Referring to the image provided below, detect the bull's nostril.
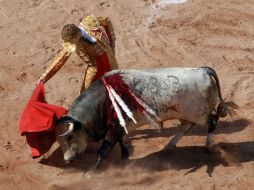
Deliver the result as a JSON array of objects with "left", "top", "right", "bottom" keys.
[
  {"left": 76, "top": 153, "right": 82, "bottom": 159},
  {"left": 64, "top": 156, "right": 76, "bottom": 164}
]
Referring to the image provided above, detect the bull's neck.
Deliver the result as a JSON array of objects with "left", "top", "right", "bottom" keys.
[{"left": 68, "top": 80, "right": 108, "bottom": 141}]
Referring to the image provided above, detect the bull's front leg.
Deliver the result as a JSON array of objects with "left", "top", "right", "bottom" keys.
[
  {"left": 118, "top": 136, "right": 129, "bottom": 160},
  {"left": 87, "top": 139, "right": 112, "bottom": 171},
  {"left": 85, "top": 139, "right": 115, "bottom": 174},
  {"left": 84, "top": 139, "right": 116, "bottom": 178},
  {"left": 89, "top": 126, "right": 124, "bottom": 172},
  {"left": 95, "top": 135, "right": 129, "bottom": 168}
]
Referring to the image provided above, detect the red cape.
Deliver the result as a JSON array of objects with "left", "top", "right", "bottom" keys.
[{"left": 19, "top": 82, "right": 67, "bottom": 158}]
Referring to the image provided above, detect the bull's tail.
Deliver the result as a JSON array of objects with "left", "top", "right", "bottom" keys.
[{"left": 203, "top": 66, "right": 239, "bottom": 118}]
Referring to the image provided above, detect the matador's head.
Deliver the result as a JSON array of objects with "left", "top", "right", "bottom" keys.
[{"left": 61, "top": 24, "right": 82, "bottom": 44}]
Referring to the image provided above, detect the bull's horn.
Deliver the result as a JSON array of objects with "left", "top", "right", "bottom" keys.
[{"left": 59, "top": 122, "right": 74, "bottom": 137}]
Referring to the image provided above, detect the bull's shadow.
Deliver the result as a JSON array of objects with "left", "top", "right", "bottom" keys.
[
  {"left": 129, "top": 141, "right": 254, "bottom": 177},
  {"left": 39, "top": 143, "right": 123, "bottom": 171},
  {"left": 128, "top": 119, "right": 251, "bottom": 140},
  {"left": 40, "top": 141, "right": 254, "bottom": 177},
  {"left": 39, "top": 118, "right": 252, "bottom": 176}
]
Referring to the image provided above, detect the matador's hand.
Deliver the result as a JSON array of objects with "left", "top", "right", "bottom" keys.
[{"left": 36, "top": 77, "right": 45, "bottom": 86}]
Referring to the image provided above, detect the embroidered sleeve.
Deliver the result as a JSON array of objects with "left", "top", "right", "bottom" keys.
[{"left": 39, "top": 49, "right": 71, "bottom": 83}]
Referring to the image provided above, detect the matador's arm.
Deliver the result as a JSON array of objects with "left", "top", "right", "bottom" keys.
[
  {"left": 97, "top": 17, "right": 116, "bottom": 51},
  {"left": 38, "top": 43, "right": 75, "bottom": 83}
]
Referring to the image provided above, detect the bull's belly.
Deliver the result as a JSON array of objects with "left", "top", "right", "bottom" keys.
[
  {"left": 126, "top": 98, "right": 216, "bottom": 131},
  {"left": 119, "top": 67, "right": 218, "bottom": 126},
  {"left": 156, "top": 99, "right": 214, "bottom": 125}
]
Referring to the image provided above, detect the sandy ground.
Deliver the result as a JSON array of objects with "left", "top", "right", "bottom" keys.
[{"left": 0, "top": 0, "right": 254, "bottom": 189}]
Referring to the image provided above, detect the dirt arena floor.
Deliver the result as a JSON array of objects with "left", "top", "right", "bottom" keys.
[{"left": 0, "top": 0, "right": 254, "bottom": 189}]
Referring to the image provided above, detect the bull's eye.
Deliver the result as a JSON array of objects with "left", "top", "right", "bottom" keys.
[{"left": 67, "top": 135, "right": 73, "bottom": 142}]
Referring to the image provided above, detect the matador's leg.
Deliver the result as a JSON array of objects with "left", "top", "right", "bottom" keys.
[{"left": 80, "top": 65, "right": 97, "bottom": 93}]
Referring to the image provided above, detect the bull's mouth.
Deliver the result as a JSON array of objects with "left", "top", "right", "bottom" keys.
[
  {"left": 64, "top": 153, "right": 81, "bottom": 164},
  {"left": 65, "top": 159, "right": 71, "bottom": 164}
]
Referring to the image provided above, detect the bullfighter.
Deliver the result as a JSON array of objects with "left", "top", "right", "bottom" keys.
[{"left": 38, "top": 14, "right": 118, "bottom": 93}]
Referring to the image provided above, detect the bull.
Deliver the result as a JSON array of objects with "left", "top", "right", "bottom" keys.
[{"left": 54, "top": 67, "right": 238, "bottom": 170}]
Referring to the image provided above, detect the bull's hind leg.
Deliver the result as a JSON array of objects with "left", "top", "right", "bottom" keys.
[
  {"left": 206, "top": 114, "right": 219, "bottom": 149},
  {"left": 164, "top": 120, "right": 195, "bottom": 153}
]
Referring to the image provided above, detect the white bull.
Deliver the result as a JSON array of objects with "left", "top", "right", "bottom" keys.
[{"left": 55, "top": 67, "right": 238, "bottom": 169}]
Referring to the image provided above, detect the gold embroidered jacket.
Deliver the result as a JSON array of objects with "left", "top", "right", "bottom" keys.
[{"left": 39, "top": 15, "right": 118, "bottom": 93}]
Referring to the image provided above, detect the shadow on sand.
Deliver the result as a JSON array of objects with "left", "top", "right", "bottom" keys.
[
  {"left": 39, "top": 143, "right": 122, "bottom": 171},
  {"left": 40, "top": 119, "right": 253, "bottom": 177},
  {"left": 128, "top": 119, "right": 251, "bottom": 140},
  {"left": 129, "top": 141, "right": 254, "bottom": 177}
]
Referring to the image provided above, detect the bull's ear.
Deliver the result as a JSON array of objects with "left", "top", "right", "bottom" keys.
[
  {"left": 73, "top": 121, "right": 82, "bottom": 130},
  {"left": 54, "top": 116, "right": 69, "bottom": 128}
]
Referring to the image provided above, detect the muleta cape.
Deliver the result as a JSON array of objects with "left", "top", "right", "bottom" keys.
[{"left": 19, "top": 82, "right": 67, "bottom": 158}]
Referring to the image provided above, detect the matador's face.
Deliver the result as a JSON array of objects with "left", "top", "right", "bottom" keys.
[{"left": 64, "top": 31, "right": 82, "bottom": 45}]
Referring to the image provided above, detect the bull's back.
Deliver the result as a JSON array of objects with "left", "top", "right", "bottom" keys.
[{"left": 106, "top": 67, "right": 218, "bottom": 125}]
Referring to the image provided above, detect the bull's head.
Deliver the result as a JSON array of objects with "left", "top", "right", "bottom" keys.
[{"left": 55, "top": 118, "right": 89, "bottom": 163}]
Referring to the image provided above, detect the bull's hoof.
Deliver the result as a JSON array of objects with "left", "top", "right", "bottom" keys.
[
  {"left": 120, "top": 157, "right": 130, "bottom": 165},
  {"left": 83, "top": 170, "right": 93, "bottom": 179},
  {"left": 205, "top": 144, "right": 217, "bottom": 154},
  {"left": 163, "top": 144, "right": 176, "bottom": 153},
  {"left": 206, "top": 141, "right": 216, "bottom": 153}
]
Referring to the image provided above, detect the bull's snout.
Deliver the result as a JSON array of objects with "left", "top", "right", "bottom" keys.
[{"left": 64, "top": 152, "right": 81, "bottom": 164}]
